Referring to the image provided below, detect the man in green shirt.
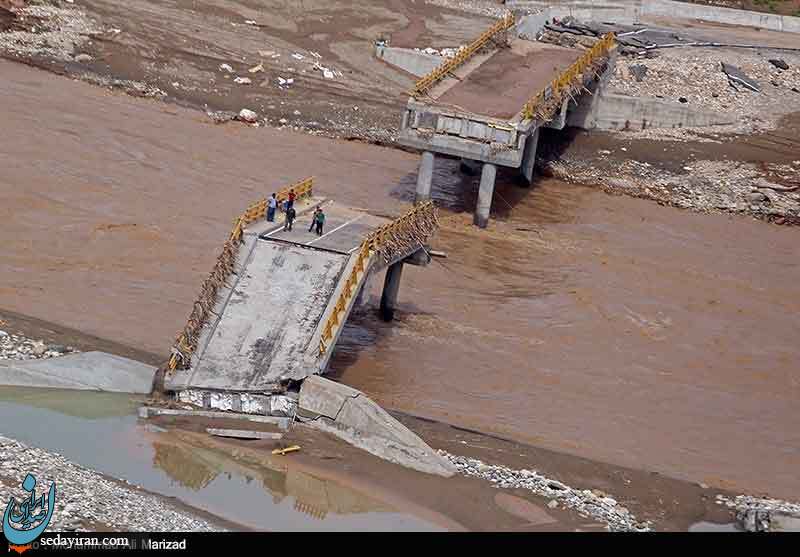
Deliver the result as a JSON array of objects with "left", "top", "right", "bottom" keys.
[{"left": 314, "top": 208, "right": 326, "bottom": 236}]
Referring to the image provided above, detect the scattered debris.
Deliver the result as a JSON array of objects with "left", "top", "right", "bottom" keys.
[
  {"left": 272, "top": 445, "right": 301, "bottom": 456},
  {"left": 219, "top": 63, "right": 233, "bottom": 73},
  {"left": 237, "top": 108, "right": 258, "bottom": 123},
  {"left": 441, "top": 452, "right": 651, "bottom": 531},
  {"left": 248, "top": 63, "right": 263, "bottom": 74},
  {"left": 769, "top": 59, "right": 789, "bottom": 70},
  {"left": 629, "top": 64, "right": 648, "bottom": 82},
  {"left": 0, "top": 330, "right": 76, "bottom": 361},
  {"left": 74, "top": 52, "right": 92, "bottom": 63},
  {"left": 721, "top": 62, "right": 760, "bottom": 92},
  {"left": 233, "top": 76, "right": 251, "bottom": 85},
  {"left": 244, "top": 19, "right": 257, "bottom": 25},
  {"left": 291, "top": 52, "right": 304, "bottom": 60},
  {"left": 717, "top": 494, "right": 800, "bottom": 532}
]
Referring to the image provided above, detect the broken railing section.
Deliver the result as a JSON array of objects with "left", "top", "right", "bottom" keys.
[
  {"left": 411, "top": 14, "right": 516, "bottom": 98},
  {"left": 166, "top": 177, "right": 314, "bottom": 376},
  {"left": 522, "top": 32, "right": 616, "bottom": 122},
  {"left": 318, "top": 200, "right": 439, "bottom": 355}
]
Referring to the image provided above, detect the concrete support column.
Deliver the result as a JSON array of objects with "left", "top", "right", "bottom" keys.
[
  {"left": 414, "top": 151, "right": 435, "bottom": 205},
  {"left": 474, "top": 163, "right": 497, "bottom": 229},
  {"left": 520, "top": 127, "right": 540, "bottom": 186},
  {"left": 379, "top": 261, "right": 404, "bottom": 322}
]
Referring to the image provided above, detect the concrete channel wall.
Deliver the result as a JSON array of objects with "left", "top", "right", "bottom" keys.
[
  {"left": 374, "top": 45, "right": 443, "bottom": 77},
  {"left": 508, "top": 0, "right": 800, "bottom": 34}
]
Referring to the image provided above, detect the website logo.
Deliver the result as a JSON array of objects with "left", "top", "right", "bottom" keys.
[{"left": 2, "top": 473, "right": 56, "bottom": 554}]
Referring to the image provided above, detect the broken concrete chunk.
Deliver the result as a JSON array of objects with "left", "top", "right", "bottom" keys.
[
  {"left": 298, "top": 376, "right": 457, "bottom": 477},
  {"left": 219, "top": 63, "right": 234, "bottom": 73},
  {"left": 237, "top": 108, "right": 258, "bottom": 123},
  {"left": 206, "top": 428, "right": 283, "bottom": 440},
  {"left": 74, "top": 53, "right": 93, "bottom": 63},
  {"left": 629, "top": 64, "right": 647, "bottom": 82},
  {"left": 769, "top": 59, "right": 789, "bottom": 70},
  {"left": 721, "top": 63, "right": 760, "bottom": 93},
  {"left": 233, "top": 76, "right": 252, "bottom": 85},
  {"left": 248, "top": 63, "right": 264, "bottom": 74}
]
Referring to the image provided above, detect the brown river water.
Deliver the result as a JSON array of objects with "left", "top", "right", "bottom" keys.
[{"left": 1, "top": 60, "right": 798, "bottom": 500}]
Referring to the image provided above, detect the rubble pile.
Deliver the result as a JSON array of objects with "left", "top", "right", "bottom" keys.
[
  {"left": 610, "top": 49, "right": 800, "bottom": 133},
  {"left": 545, "top": 156, "right": 800, "bottom": 225},
  {"left": 413, "top": 45, "right": 467, "bottom": 58},
  {"left": 717, "top": 495, "right": 800, "bottom": 532},
  {"left": 0, "top": 2, "right": 99, "bottom": 60},
  {"left": 424, "top": 0, "right": 511, "bottom": 18},
  {"left": 0, "top": 329, "right": 76, "bottom": 361},
  {"left": 442, "top": 451, "right": 651, "bottom": 531}
]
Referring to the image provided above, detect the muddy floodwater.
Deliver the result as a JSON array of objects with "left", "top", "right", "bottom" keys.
[
  {"left": 1, "top": 60, "right": 798, "bottom": 501},
  {"left": 332, "top": 167, "right": 800, "bottom": 500},
  {"left": 0, "top": 387, "right": 440, "bottom": 531}
]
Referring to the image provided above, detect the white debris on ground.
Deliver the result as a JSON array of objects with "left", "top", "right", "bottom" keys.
[
  {"left": 0, "top": 330, "right": 76, "bottom": 361},
  {"left": 414, "top": 45, "right": 466, "bottom": 58},
  {"left": 440, "top": 451, "right": 651, "bottom": 531},
  {"left": 610, "top": 48, "right": 800, "bottom": 134},
  {"left": 0, "top": 2, "right": 99, "bottom": 59},
  {"left": 546, "top": 157, "right": 800, "bottom": 224},
  {"left": 717, "top": 494, "right": 800, "bottom": 532},
  {"left": 0, "top": 436, "right": 224, "bottom": 532},
  {"left": 424, "top": 0, "right": 510, "bottom": 18}
]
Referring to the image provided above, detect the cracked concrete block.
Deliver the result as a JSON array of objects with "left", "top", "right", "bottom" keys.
[{"left": 299, "top": 376, "right": 456, "bottom": 477}]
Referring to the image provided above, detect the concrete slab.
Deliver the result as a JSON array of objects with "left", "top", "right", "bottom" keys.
[
  {"left": 206, "top": 428, "right": 284, "bottom": 440},
  {"left": 263, "top": 201, "right": 389, "bottom": 254},
  {"left": 139, "top": 406, "right": 290, "bottom": 428},
  {"left": 298, "top": 376, "right": 457, "bottom": 477},
  {"left": 170, "top": 240, "right": 348, "bottom": 391},
  {"left": 436, "top": 40, "right": 582, "bottom": 120},
  {"left": 0, "top": 352, "right": 155, "bottom": 393}
]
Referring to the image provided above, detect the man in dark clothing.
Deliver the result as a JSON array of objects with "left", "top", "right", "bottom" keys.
[
  {"left": 284, "top": 205, "right": 296, "bottom": 231},
  {"left": 315, "top": 208, "right": 326, "bottom": 236},
  {"left": 308, "top": 207, "right": 321, "bottom": 232},
  {"left": 287, "top": 189, "right": 296, "bottom": 209}
]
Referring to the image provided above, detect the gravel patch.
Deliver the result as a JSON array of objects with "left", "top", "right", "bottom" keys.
[
  {"left": 545, "top": 157, "right": 800, "bottom": 225},
  {"left": 440, "top": 450, "right": 651, "bottom": 531},
  {"left": 0, "top": 435, "right": 224, "bottom": 532},
  {"left": 0, "top": 329, "right": 76, "bottom": 360},
  {"left": 0, "top": 2, "right": 100, "bottom": 60},
  {"left": 610, "top": 48, "right": 800, "bottom": 134},
  {"left": 424, "top": 0, "right": 510, "bottom": 19},
  {"left": 717, "top": 494, "right": 800, "bottom": 532}
]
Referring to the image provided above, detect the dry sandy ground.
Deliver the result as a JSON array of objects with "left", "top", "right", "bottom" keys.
[
  {"left": 0, "top": 0, "right": 493, "bottom": 141},
  {"left": 1, "top": 60, "right": 799, "bottom": 502}
]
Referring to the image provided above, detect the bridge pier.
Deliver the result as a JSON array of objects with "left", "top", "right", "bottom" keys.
[
  {"left": 380, "top": 261, "right": 404, "bottom": 321},
  {"left": 520, "top": 127, "right": 540, "bottom": 186},
  {"left": 415, "top": 151, "right": 435, "bottom": 204},
  {"left": 474, "top": 163, "right": 497, "bottom": 229}
]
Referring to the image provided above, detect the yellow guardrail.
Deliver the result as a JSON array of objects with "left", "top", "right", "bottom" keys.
[
  {"left": 318, "top": 201, "right": 437, "bottom": 355},
  {"left": 522, "top": 32, "right": 616, "bottom": 121},
  {"left": 167, "top": 177, "right": 314, "bottom": 374},
  {"left": 411, "top": 14, "right": 516, "bottom": 98}
]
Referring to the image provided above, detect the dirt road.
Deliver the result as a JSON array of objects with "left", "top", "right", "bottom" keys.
[{"left": 2, "top": 59, "right": 799, "bottom": 501}]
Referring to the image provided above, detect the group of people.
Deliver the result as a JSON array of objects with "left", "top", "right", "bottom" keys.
[{"left": 265, "top": 189, "right": 326, "bottom": 235}]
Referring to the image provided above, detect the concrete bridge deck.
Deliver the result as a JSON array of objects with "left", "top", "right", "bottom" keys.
[
  {"left": 164, "top": 196, "right": 437, "bottom": 409},
  {"left": 433, "top": 40, "right": 583, "bottom": 121}
]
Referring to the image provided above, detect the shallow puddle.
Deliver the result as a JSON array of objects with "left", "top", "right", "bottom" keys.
[{"left": 0, "top": 386, "right": 441, "bottom": 531}]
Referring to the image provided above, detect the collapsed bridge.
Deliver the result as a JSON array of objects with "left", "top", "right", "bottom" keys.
[
  {"left": 158, "top": 178, "right": 438, "bottom": 416},
  {"left": 396, "top": 14, "right": 617, "bottom": 227}
]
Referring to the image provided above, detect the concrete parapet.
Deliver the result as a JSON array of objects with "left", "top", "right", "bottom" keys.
[
  {"left": 298, "top": 376, "right": 457, "bottom": 477},
  {"left": 374, "top": 45, "right": 443, "bottom": 77}
]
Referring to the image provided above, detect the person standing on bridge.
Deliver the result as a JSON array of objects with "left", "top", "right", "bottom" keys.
[
  {"left": 308, "top": 206, "right": 321, "bottom": 233},
  {"left": 287, "top": 189, "right": 296, "bottom": 210},
  {"left": 266, "top": 193, "right": 277, "bottom": 222},
  {"left": 315, "top": 207, "right": 326, "bottom": 236},
  {"left": 284, "top": 205, "right": 296, "bottom": 231}
]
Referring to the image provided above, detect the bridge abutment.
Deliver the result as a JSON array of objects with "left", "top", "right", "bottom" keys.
[
  {"left": 380, "top": 261, "right": 404, "bottom": 321},
  {"left": 474, "top": 163, "right": 497, "bottom": 229}
]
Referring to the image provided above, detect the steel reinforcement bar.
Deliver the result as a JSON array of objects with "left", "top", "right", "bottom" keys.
[
  {"left": 411, "top": 13, "right": 516, "bottom": 98},
  {"left": 521, "top": 32, "right": 616, "bottom": 121},
  {"left": 318, "top": 200, "right": 439, "bottom": 355},
  {"left": 166, "top": 177, "right": 314, "bottom": 375}
]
